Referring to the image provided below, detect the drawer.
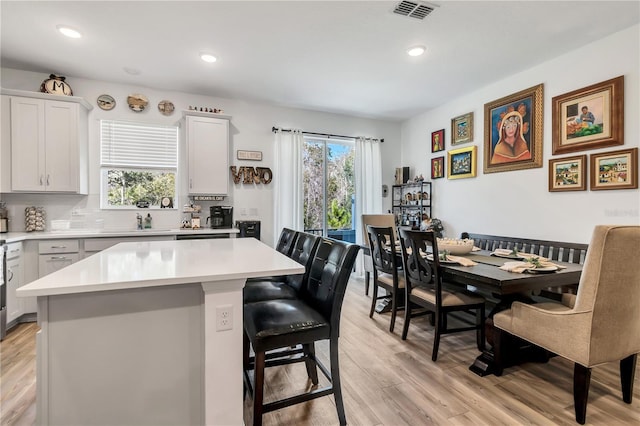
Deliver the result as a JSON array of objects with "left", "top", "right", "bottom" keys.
[
  {"left": 6, "top": 241, "right": 23, "bottom": 260},
  {"left": 38, "top": 239, "right": 80, "bottom": 254},
  {"left": 84, "top": 236, "right": 172, "bottom": 252},
  {"left": 38, "top": 253, "right": 80, "bottom": 278}
]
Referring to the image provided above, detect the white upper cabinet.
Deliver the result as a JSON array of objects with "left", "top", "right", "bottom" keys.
[
  {"left": 185, "top": 113, "right": 230, "bottom": 195},
  {"left": 1, "top": 89, "right": 90, "bottom": 194}
]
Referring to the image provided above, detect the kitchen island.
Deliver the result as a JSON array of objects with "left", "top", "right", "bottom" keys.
[{"left": 17, "top": 238, "right": 305, "bottom": 425}]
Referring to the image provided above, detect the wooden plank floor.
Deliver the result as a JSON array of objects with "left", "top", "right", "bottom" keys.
[{"left": 2, "top": 276, "right": 639, "bottom": 425}]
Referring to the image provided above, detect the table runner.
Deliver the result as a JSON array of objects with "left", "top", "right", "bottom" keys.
[{"left": 464, "top": 254, "right": 508, "bottom": 267}]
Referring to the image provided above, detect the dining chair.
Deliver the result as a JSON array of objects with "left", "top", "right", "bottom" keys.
[
  {"left": 367, "top": 225, "right": 404, "bottom": 332},
  {"left": 361, "top": 214, "right": 397, "bottom": 296},
  {"left": 399, "top": 229, "right": 485, "bottom": 361},
  {"left": 243, "top": 232, "right": 320, "bottom": 304},
  {"left": 246, "top": 228, "right": 299, "bottom": 284},
  {"left": 493, "top": 225, "right": 640, "bottom": 424},
  {"left": 243, "top": 238, "right": 360, "bottom": 426}
]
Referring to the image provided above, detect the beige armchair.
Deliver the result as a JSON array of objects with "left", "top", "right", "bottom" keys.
[
  {"left": 361, "top": 214, "right": 397, "bottom": 296},
  {"left": 493, "top": 225, "right": 640, "bottom": 424}
]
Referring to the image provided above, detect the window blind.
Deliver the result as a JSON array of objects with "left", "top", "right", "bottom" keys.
[{"left": 100, "top": 120, "right": 178, "bottom": 169}]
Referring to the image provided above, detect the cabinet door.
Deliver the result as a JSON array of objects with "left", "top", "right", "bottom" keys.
[
  {"left": 186, "top": 116, "right": 229, "bottom": 195},
  {"left": 38, "top": 253, "right": 80, "bottom": 278},
  {"left": 45, "top": 101, "right": 79, "bottom": 192},
  {"left": 10, "top": 97, "right": 46, "bottom": 191},
  {"left": 6, "top": 256, "right": 24, "bottom": 323}
]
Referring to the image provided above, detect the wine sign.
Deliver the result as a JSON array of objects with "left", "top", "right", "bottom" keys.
[{"left": 230, "top": 166, "right": 273, "bottom": 185}]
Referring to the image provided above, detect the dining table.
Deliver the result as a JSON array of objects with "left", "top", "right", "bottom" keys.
[{"left": 437, "top": 250, "right": 583, "bottom": 376}]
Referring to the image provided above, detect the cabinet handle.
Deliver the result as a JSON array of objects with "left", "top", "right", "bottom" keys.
[
  {"left": 9, "top": 249, "right": 19, "bottom": 254},
  {"left": 40, "top": 175, "right": 44, "bottom": 185},
  {"left": 46, "top": 175, "right": 50, "bottom": 186},
  {"left": 50, "top": 246, "right": 67, "bottom": 249},
  {"left": 7, "top": 269, "right": 14, "bottom": 282},
  {"left": 50, "top": 256, "right": 69, "bottom": 260},
  {"left": 190, "top": 179, "right": 193, "bottom": 189}
]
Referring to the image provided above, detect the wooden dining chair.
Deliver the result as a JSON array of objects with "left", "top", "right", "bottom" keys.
[
  {"left": 399, "top": 229, "right": 485, "bottom": 361},
  {"left": 361, "top": 214, "right": 397, "bottom": 296},
  {"left": 243, "top": 238, "right": 360, "bottom": 426},
  {"left": 366, "top": 225, "right": 404, "bottom": 332},
  {"left": 493, "top": 225, "right": 640, "bottom": 424}
]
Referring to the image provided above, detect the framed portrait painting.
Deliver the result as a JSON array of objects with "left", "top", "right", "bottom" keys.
[
  {"left": 431, "top": 129, "right": 444, "bottom": 153},
  {"left": 548, "top": 155, "right": 587, "bottom": 192},
  {"left": 431, "top": 156, "right": 444, "bottom": 179},
  {"left": 590, "top": 148, "right": 638, "bottom": 191},
  {"left": 451, "top": 112, "right": 473, "bottom": 145},
  {"left": 483, "top": 83, "right": 543, "bottom": 174},
  {"left": 447, "top": 146, "right": 476, "bottom": 180},
  {"left": 552, "top": 76, "right": 624, "bottom": 155}
]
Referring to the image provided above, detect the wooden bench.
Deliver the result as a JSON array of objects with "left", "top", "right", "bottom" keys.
[{"left": 461, "top": 232, "right": 589, "bottom": 299}]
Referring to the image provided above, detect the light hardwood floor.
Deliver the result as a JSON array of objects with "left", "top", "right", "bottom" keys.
[{"left": 2, "top": 277, "right": 639, "bottom": 425}]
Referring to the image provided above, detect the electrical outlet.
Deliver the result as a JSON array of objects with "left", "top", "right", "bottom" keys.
[{"left": 216, "top": 305, "right": 233, "bottom": 331}]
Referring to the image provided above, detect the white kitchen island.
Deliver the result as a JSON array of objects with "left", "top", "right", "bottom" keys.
[{"left": 17, "top": 238, "right": 305, "bottom": 426}]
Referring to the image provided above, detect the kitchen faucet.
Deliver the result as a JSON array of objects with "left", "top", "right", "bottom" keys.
[{"left": 136, "top": 213, "right": 143, "bottom": 230}]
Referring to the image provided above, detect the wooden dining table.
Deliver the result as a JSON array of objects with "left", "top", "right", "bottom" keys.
[{"left": 438, "top": 250, "right": 583, "bottom": 376}]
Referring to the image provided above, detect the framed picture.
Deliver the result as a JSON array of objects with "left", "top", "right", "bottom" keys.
[
  {"left": 590, "top": 148, "right": 638, "bottom": 191},
  {"left": 447, "top": 146, "right": 476, "bottom": 180},
  {"left": 552, "top": 76, "right": 624, "bottom": 155},
  {"left": 548, "top": 155, "right": 587, "bottom": 192},
  {"left": 484, "top": 83, "right": 543, "bottom": 174},
  {"left": 431, "top": 129, "right": 445, "bottom": 153},
  {"left": 431, "top": 156, "right": 445, "bottom": 179},
  {"left": 451, "top": 112, "right": 473, "bottom": 145},
  {"left": 237, "top": 150, "right": 263, "bottom": 161}
]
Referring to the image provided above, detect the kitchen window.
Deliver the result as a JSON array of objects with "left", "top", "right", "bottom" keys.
[
  {"left": 303, "top": 136, "right": 355, "bottom": 243},
  {"left": 100, "top": 120, "right": 178, "bottom": 209}
]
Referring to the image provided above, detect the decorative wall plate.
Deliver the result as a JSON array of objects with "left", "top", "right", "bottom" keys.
[
  {"left": 40, "top": 74, "right": 73, "bottom": 96},
  {"left": 97, "top": 94, "right": 116, "bottom": 111},
  {"left": 158, "top": 100, "right": 175, "bottom": 116},
  {"left": 127, "top": 93, "right": 148, "bottom": 112}
]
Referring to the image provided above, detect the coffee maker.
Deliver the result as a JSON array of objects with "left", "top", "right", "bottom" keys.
[{"left": 207, "top": 206, "right": 233, "bottom": 228}]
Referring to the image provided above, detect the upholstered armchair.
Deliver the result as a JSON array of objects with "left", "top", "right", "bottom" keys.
[
  {"left": 493, "top": 225, "right": 640, "bottom": 424},
  {"left": 361, "top": 214, "right": 396, "bottom": 295}
]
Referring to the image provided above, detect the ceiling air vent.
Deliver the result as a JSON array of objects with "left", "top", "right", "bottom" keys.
[{"left": 393, "top": 1, "right": 437, "bottom": 20}]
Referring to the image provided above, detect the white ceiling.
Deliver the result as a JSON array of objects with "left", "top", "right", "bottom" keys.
[{"left": 1, "top": 1, "right": 638, "bottom": 121}]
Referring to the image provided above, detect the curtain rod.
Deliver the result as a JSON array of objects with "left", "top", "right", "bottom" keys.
[{"left": 271, "top": 126, "right": 384, "bottom": 143}]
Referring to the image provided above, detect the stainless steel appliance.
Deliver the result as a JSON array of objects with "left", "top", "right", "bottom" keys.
[
  {"left": 1, "top": 242, "right": 7, "bottom": 340},
  {"left": 0, "top": 202, "right": 8, "bottom": 233},
  {"left": 207, "top": 206, "right": 233, "bottom": 229}
]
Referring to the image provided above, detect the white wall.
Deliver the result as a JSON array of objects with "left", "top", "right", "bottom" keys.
[
  {"left": 401, "top": 25, "right": 640, "bottom": 244},
  {"left": 1, "top": 68, "right": 401, "bottom": 245}
]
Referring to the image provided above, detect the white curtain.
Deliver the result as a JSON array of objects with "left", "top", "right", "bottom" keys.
[
  {"left": 273, "top": 129, "right": 305, "bottom": 246},
  {"left": 355, "top": 137, "right": 382, "bottom": 274}
]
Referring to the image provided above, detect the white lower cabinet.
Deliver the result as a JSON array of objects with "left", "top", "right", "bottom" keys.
[
  {"left": 6, "top": 242, "right": 24, "bottom": 324},
  {"left": 38, "top": 239, "right": 80, "bottom": 278}
]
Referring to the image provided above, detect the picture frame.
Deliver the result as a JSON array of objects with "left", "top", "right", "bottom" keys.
[
  {"left": 451, "top": 112, "right": 473, "bottom": 145},
  {"left": 484, "top": 83, "right": 543, "bottom": 174},
  {"left": 548, "top": 155, "right": 587, "bottom": 192},
  {"left": 447, "top": 146, "right": 476, "bottom": 180},
  {"left": 431, "top": 129, "right": 445, "bottom": 153},
  {"left": 431, "top": 156, "right": 445, "bottom": 179},
  {"left": 237, "top": 150, "right": 263, "bottom": 161},
  {"left": 590, "top": 148, "right": 638, "bottom": 191},
  {"left": 552, "top": 76, "right": 624, "bottom": 155}
]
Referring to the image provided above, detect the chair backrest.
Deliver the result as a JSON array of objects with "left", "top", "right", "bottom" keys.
[
  {"left": 276, "top": 228, "right": 299, "bottom": 256},
  {"left": 398, "top": 229, "right": 442, "bottom": 305},
  {"left": 285, "top": 232, "right": 321, "bottom": 291},
  {"left": 366, "top": 225, "right": 400, "bottom": 276},
  {"left": 361, "top": 214, "right": 396, "bottom": 246},
  {"left": 300, "top": 238, "right": 360, "bottom": 335},
  {"left": 573, "top": 225, "right": 640, "bottom": 364}
]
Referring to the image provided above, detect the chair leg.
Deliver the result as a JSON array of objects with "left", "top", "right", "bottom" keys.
[
  {"left": 620, "top": 353, "right": 637, "bottom": 404},
  {"left": 432, "top": 311, "right": 441, "bottom": 362},
  {"left": 252, "top": 351, "right": 266, "bottom": 426},
  {"left": 369, "top": 281, "right": 378, "bottom": 318},
  {"left": 389, "top": 287, "right": 397, "bottom": 333},
  {"left": 364, "top": 271, "right": 370, "bottom": 296},
  {"left": 401, "top": 299, "right": 411, "bottom": 340},
  {"left": 303, "top": 343, "right": 319, "bottom": 385},
  {"left": 574, "top": 363, "right": 592, "bottom": 425},
  {"left": 477, "top": 304, "right": 486, "bottom": 351},
  {"left": 329, "top": 336, "right": 347, "bottom": 425}
]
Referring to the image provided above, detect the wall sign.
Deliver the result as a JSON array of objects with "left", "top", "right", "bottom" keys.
[
  {"left": 230, "top": 166, "right": 272, "bottom": 184},
  {"left": 237, "top": 150, "right": 263, "bottom": 161}
]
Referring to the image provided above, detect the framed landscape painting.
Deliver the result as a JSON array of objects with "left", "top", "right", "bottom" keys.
[
  {"left": 590, "top": 148, "right": 638, "bottom": 191},
  {"left": 431, "top": 129, "right": 445, "bottom": 153},
  {"left": 451, "top": 112, "right": 473, "bottom": 145},
  {"left": 548, "top": 155, "right": 587, "bottom": 192},
  {"left": 552, "top": 76, "right": 624, "bottom": 155},
  {"left": 483, "top": 84, "right": 543, "bottom": 174},
  {"left": 447, "top": 146, "right": 476, "bottom": 180},
  {"left": 431, "top": 156, "right": 444, "bottom": 179}
]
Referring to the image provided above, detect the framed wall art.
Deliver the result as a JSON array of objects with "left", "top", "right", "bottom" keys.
[
  {"left": 237, "top": 150, "right": 263, "bottom": 161},
  {"left": 484, "top": 83, "right": 543, "bottom": 174},
  {"left": 548, "top": 155, "right": 587, "bottom": 192},
  {"left": 447, "top": 146, "right": 476, "bottom": 180},
  {"left": 552, "top": 75, "right": 624, "bottom": 155},
  {"left": 451, "top": 112, "right": 473, "bottom": 145},
  {"left": 431, "top": 156, "right": 444, "bottom": 179},
  {"left": 590, "top": 148, "right": 638, "bottom": 191},
  {"left": 431, "top": 129, "right": 445, "bottom": 153}
]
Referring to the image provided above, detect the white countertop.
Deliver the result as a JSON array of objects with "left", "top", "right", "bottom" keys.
[
  {"left": 0, "top": 227, "right": 239, "bottom": 243},
  {"left": 17, "top": 238, "right": 304, "bottom": 297}
]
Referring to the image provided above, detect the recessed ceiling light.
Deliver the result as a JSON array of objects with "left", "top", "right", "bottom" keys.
[
  {"left": 407, "top": 45, "right": 426, "bottom": 57},
  {"left": 57, "top": 25, "right": 82, "bottom": 39},
  {"left": 200, "top": 53, "right": 217, "bottom": 63}
]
